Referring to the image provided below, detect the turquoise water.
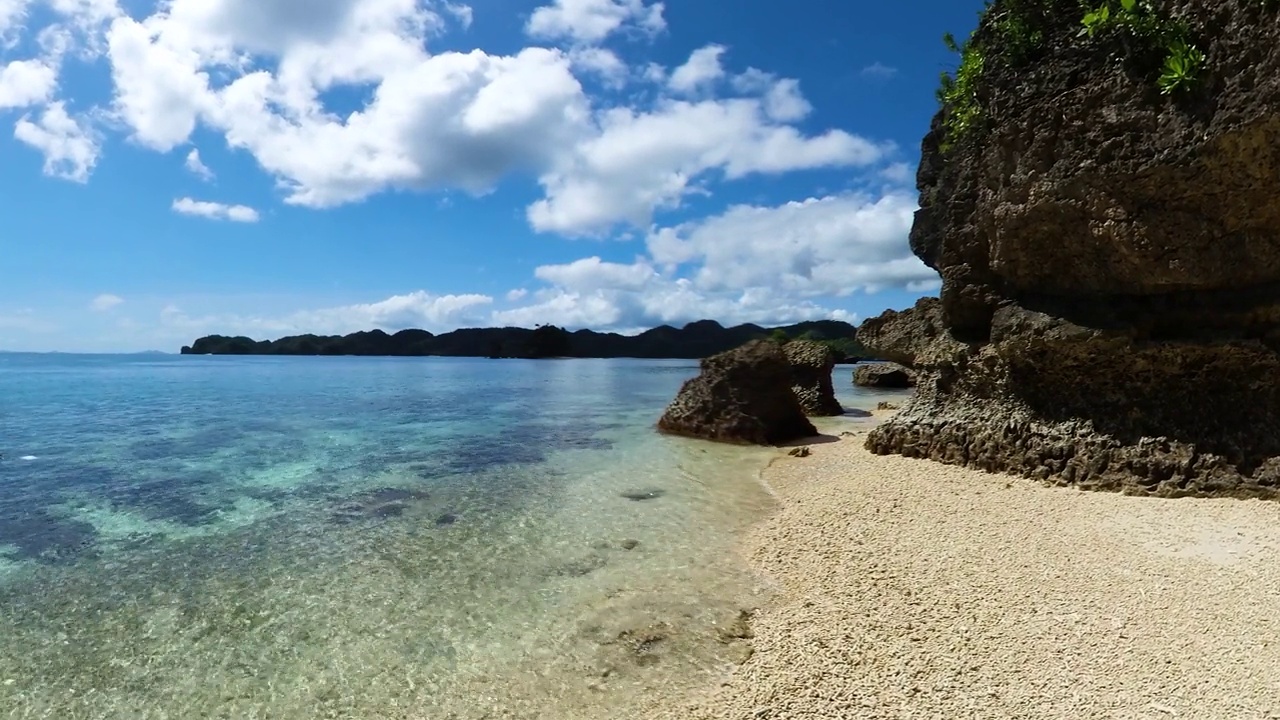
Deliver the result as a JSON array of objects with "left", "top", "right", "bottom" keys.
[{"left": 0, "top": 354, "right": 902, "bottom": 719}]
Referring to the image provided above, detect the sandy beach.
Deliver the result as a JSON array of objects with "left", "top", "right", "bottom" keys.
[{"left": 656, "top": 419, "right": 1280, "bottom": 719}]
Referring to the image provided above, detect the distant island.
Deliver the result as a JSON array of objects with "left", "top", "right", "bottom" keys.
[{"left": 181, "top": 320, "right": 869, "bottom": 361}]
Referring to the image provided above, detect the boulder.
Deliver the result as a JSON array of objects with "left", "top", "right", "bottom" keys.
[
  {"left": 856, "top": 297, "right": 946, "bottom": 368},
  {"left": 658, "top": 340, "right": 817, "bottom": 445},
  {"left": 865, "top": 0, "right": 1280, "bottom": 499},
  {"left": 853, "top": 363, "right": 917, "bottom": 389},
  {"left": 782, "top": 340, "right": 844, "bottom": 416}
]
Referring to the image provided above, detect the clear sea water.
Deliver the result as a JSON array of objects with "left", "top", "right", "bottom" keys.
[{"left": 0, "top": 354, "right": 907, "bottom": 719}]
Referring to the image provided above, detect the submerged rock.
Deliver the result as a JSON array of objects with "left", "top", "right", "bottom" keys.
[
  {"left": 329, "top": 486, "right": 430, "bottom": 524},
  {"left": 782, "top": 340, "right": 844, "bottom": 416},
  {"left": 853, "top": 363, "right": 917, "bottom": 389},
  {"left": 620, "top": 489, "right": 665, "bottom": 502},
  {"left": 865, "top": 1, "right": 1280, "bottom": 499},
  {"left": 715, "top": 609, "right": 755, "bottom": 643},
  {"left": 658, "top": 340, "right": 818, "bottom": 445},
  {"left": 550, "top": 553, "right": 608, "bottom": 577}
]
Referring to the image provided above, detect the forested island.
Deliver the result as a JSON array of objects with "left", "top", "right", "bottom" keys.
[{"left": 181, "top": 319, "right": 868, "bottom": 361}]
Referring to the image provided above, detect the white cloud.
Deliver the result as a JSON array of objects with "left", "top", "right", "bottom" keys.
[
  {"left": 14, "top": 101, "right": 99, "bottom": 182},
  {"left": 89, "top": 293, "right": 124, "bottom": 312},
  {"left": 529, "top": 94, "right": 891, "bottom": 235},
  {"left": 641, "top": 61, "right": 664, "bottom": 84},
  {"left": 0, "top": 0, "right": 917, "bottom": 263},
  {"left": 535, "top": 255, "right": 657, "bottom": 291},
  {"left": 506, "top": 288, "right": 529, "bottom": 302},
  {"left": 0, "top": 59, "right": 57, "bottom": 108},
  {"left": 161, "top": 291, "right": 495, "bottom": 337},
  {"left": 104, "top": 0, "right": 593, "bottom": 207},
  {"left": 668, "top": 44, "right": 724, "bottom": 95},
  {"left": 569, "top": 46, "right": 626, "bottom": 87},
  {"left": 494, "top": 189, "right": 936, "bottom": 331},
  {"left": 860, "top": 62, "right": 897, "bottom": 80},
  {"left": 0, "top": 0, "right": 32, "bottom": 41},
  {"left": 493, "top": 265, "right": 858, "bottom": 331},
  {"left": 48, "top": 0, "right": 121, "bottom": 26},
  {"left": 728, "top": 68, "right": 809, "bottom": 121},
  {"left": 443, "top": 2, "right": 472, "bottom": 29},
  {"left": 761, "top": 78, "right": 810, "bottom": 122},
  {"left": 172, "top": 197, "right": 260, "bottom": 222},
  {"left": 105, "top": 16, "right": 212, "bottom": 151},
  {"left": 184, "top": 148, "right": 214, "bottom": 180},
  {"left": 526, "top": 0, "right": 664, "bottom": 44},
  {"left": 881, "top": 162, "right": 913, "bottom": 184},
  {"left": 646, "top": 191, "right": 938, "bottom": 296}
]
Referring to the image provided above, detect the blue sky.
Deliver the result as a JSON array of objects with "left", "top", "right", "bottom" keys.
[{"left": 0, "top": 0, "right": 985, "bottom": 352}]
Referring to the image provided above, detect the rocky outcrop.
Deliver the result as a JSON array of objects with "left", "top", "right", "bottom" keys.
[
  {"left": 865, "top": 0, "right": 1280, "bottom": 499},
  {"left": 783, "top": 340, "right": 844, "bottom": 416},
  {"left": 853, "top": 363, "right": 917, "bottom": 389},
  {"left": 658, "top": 340, "right": 817, "bottom": 445}
]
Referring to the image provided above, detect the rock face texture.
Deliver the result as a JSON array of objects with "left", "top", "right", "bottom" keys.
[
  {"left": 658, "top": 341, "right": 817, "bottom": 445},
  {"left": 853, "top": 363, "right": 917, "bottom": 390},
  {"left": 783, "top": 341, "right": 844, "bottom": 416},
  {"left": 864, "top": 0, "right": 1280, "bottom": 499}
]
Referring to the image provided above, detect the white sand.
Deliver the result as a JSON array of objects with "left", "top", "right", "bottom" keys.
[{"left": 657, "top": 423, "right": 1280, "bottom": 719}]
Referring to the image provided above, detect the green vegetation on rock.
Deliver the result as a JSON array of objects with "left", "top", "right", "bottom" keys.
[{"left": 934, "top": 0, "right": 1251, "bottom": 150}]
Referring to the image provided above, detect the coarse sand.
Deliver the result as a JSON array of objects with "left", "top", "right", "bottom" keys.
[{"left": 652, "top": 422, "right": 1280, "bottom": 720}]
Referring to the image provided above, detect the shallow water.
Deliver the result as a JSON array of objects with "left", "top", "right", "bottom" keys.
[{"left": 0, "top": 354, "right": 907, "bottom": 719}]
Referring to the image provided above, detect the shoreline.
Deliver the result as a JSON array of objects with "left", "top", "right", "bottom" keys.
[{"left": 650, "top": 416, "right": 1280, "bottom": 719}]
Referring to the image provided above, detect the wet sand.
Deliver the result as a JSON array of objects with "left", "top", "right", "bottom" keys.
[{"left": 655, "top": 420, "right": 1280, "bottom": 719}]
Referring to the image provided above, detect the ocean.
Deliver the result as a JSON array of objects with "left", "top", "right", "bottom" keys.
[{"left": 0, "top": 353, "right": 908, "bottom": 719}]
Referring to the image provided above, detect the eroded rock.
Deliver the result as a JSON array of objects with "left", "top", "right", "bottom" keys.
[
  {"left": 863, "top": 1, "right": 1280, "bottom": 499},
  {"left": 783, "top": 340, "right": 844, "bottom": 416},
  {"left": 853, "top": 363, "right": 917, "bottom": 389},
  {"left": 658, "top": 340, "right": 817, "bottom": 445}
]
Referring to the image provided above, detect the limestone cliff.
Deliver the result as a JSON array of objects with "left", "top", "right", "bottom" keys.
[{"left": 863, "top": 0, "right": 1280, "bottom": 498}]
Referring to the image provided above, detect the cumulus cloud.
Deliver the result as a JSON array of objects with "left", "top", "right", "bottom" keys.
[
  {"left": 526, "top": 0, "right": 664, "bottom": 44},
  {"left": 442, "top": 2, "right": 472, "bottom": 29},
  {"left": 881, "top": 162, "right": 913, "bottom": 184},
  {"left": 0, "top": 0, "right": 936, "bottom": 341},
  {"left": 668, "top": 44, "right": 724, "bottom": 95},
  {"left": 0, "top": 59, "right": 57, "bottom": 108},
  {"left": 160, "top": 291, "right": 495, "bottom": 337},
  {"left": 184, "top": 148, "right": 214, "bottom": 180},
  {"left": 491, "top": 190, "right": 936, "bottom": 331},
  {"left": 0, "top": 0, "right": 897, "bottom": 241},
  {"left": 105, "top": 0, "right": 592, "bottom": 207},
  {"left": 149, "top": 186, "right": 933, "bottom": 338},
  {"left": 493, "top": 267, "right": 858, "bottom": 331},
  {"left": 569, "top": 46, "right": 627, "bottom": 87},
  {"left": 0, "top": 0, "right": 31, "bottom": 40},
  {"left": 14, "top": 101, "right": 99, "bottom": 182},
  {"left": 172, "top": 197, "right": 260, "bottom": 222},
  {"left": 89, "top": 293, "right": 124, "bottom": 311},
  {"left": 646, "top": 191, "right": 938, "bottom": 295},
  {"left": 529, "top": 94, "right": 892, "bottom": 235}
]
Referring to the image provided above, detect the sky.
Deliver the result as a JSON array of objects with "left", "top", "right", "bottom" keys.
[{"left": 0, "top": 0, "right": 986, "bottom": 352}]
